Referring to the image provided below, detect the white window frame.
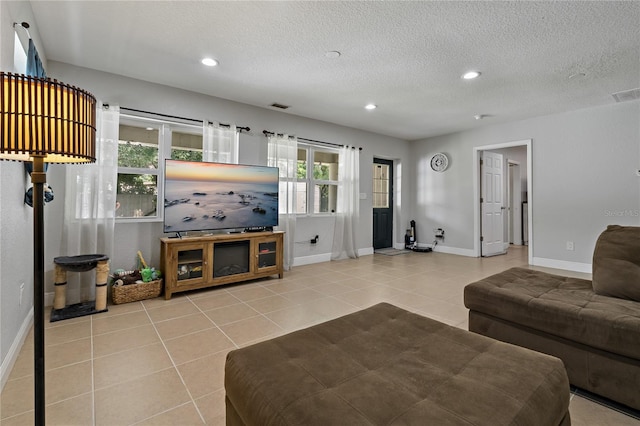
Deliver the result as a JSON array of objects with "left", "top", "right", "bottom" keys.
[
  {"left": 116, "top": 116, "right": 204, "bottom": 223},
  {"left": 297, "top": 143, "right": 340, "bottom": 216}
]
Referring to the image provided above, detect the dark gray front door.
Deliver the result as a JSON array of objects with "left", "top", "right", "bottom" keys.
[{"left": 373, "top": 158, "right": 393, "bottom": 249}]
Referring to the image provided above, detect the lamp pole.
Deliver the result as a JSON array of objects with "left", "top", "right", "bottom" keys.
[{"left": 31, "top": 155, "right": 46, "bottom": 426}]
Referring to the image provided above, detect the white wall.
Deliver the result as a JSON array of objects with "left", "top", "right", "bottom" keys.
[{"left": 410, "top": 101, "right": 640, "bottom": 268}]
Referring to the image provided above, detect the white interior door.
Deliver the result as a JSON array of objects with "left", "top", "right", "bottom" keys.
[{"left": 481, "top": 151, "right": 506, "bottom": 256}]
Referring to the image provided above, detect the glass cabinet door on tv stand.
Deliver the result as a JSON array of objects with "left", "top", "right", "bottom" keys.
[
  {"left": 177, "top": 247, "right": 205, "bottom": 281},
  {"left": 255, "top": 235, "right": 283, "bottom": 276}
]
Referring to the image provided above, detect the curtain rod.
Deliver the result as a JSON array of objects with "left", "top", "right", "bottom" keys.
[
  {"left": 262, "top": 130, "right": 362, "bottom": 151},
  {"left": 118, "top": 106, "right": 250, "bottom": 132}
]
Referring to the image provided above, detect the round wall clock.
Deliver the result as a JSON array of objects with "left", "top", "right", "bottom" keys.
[{"left": 430, "top": 153, "right": 449, "bottom": 172}]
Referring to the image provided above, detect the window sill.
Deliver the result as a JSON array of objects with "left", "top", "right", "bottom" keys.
[{"left": 116, "top": 216, "right": 162, "bottom": 224}]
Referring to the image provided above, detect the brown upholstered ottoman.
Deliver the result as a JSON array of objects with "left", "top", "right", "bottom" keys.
[{"left": 225, "top": 303, "right": 571, "bottom": 425}]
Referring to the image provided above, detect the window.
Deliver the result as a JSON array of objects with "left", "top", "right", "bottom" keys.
[
  {"left": 117, "top": 120, "right": 161, "bottom": 218},
  {"left": 117, "top": 119, "right": 206, "bottom": 219},
  {"left": 373, "top": 163, "right": 390, "bottom": 208},
  {"left": 171, "top": 128, "right": 203, "bottom": 161},
  {"left": 296, "top": 145, "right": 339, "bottom": 214}
]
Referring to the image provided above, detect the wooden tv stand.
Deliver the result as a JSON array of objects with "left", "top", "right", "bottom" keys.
[{"left": 160, "top": 231, "right": 284, "bottom": 300}]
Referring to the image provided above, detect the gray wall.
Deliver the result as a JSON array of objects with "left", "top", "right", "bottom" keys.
[
  {"left": 0, "top": 0, "right": 42, "bottom": 385},
  {"left": 409, "top": 101, "right": 640, "bottom": 267}
]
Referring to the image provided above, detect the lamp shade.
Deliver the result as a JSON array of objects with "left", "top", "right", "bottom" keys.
[{"left": 0, "top": 72, "right": 96, "bottom": 163}]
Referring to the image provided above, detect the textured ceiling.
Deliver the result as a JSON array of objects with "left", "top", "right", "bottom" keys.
[{"left": 26, "top": 1, "right": 640, "bottom": 140}]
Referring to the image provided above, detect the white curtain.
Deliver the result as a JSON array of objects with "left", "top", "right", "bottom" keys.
[
  {"left": 332, "top": 146, "right": 360, "bottom": 260},
  {"left": 203, "top": 122, "right": 239, "bottom": 164},
  {"left": 61, "top": 104, "right": 119, "bottom": 302},
  {"left": 267, "top": 134, "right": 297, "bottom": 270}
]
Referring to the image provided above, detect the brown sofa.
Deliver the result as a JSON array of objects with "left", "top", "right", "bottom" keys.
[
  {"left": 464, "top": 225, "right": 640, "bottom": 410},
  {"left": 225, "top": 303, "right": 571, "bottom": 425}
]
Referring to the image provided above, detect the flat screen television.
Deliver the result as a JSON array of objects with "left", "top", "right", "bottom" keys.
[{"left": 163, "top": 159, "right": 279, "bottom": 234}]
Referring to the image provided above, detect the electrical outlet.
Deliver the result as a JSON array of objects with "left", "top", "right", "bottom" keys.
[
  {"left": 19, "top": 282, "right": 25, "bottom": 305},
  {"left": 566, "top": 241, "right": 574, "bottom": 251}
]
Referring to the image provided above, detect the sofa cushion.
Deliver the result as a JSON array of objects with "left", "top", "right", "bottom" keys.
[
  {"left": 464, "top": 267, "right": 640, "bottom": 359},
  {"left": 592, "top": 225, "right": 640, "bottom": 302}
]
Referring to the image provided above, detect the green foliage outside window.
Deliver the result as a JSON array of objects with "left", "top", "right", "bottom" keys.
[
  {"left": 117, "top": 174, "right": 156, "bottom": 195},
  {"left": 118, "top": 142, "right": 159, "bottom": 168},
  {"left": 171, "top": 149, "right": 202, "bottom": 162},
  {"left": 117, "top": 142, "right": 158, "bottom": 196},
  {"left": 297, "top": 161, "right": 331, "bottom": 180}
]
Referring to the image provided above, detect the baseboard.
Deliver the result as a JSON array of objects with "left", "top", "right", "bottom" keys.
[
  {"left": 1, "top": 308, "right": 33, "bottom": 392},
  {"left": 293, "top": 247, "right": 374, "bottom": 267},
  {"left": 293, "top": 253, "right": 332, "bottom": 266},
  {"left": 45, "top": 291, "right": 54, "bottom": 308},
  {"left": 429, "top": 244, "right": 476, "bottom": 257},
  {"left": 358, "top": 247, "right": 374, "bottom": 256},
  {"left": 531, "top": 257, "right": 592, "bottom": 274}
]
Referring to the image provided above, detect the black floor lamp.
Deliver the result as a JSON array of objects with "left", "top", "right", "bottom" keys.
[{"left": 0, "top": 72, "right": 96, "bottom": 425}]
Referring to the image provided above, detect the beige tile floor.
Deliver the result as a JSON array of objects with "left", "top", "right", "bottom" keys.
[{"left": 1, "top": 246, "right": 638, "bottom": 425}]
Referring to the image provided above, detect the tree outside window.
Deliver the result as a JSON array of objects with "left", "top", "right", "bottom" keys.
[{"left": 117, "top": 124, "right": 159, "bottom": 218}]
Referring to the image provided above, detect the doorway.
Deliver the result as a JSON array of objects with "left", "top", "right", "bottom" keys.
[
  {"left": 473, "top": 140, "right": 533, "bottom": 264},
  {"left": 508, "top": 161, "right": 523, "bottom": 245},
  {"left": 373, "top": 158, "right": 393, "bottom": 249}
]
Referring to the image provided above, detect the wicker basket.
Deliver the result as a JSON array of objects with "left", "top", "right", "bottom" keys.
[{"left": 112, "top": 279, "right": 163, "bottom": 304}]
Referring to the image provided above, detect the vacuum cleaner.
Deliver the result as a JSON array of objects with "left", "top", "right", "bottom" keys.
[{"left": 405, "top": 220, "right": 434, "bottom": 252}]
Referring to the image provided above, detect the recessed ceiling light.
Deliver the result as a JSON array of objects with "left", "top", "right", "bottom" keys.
[
  {"left": 146, "top": 127, "right": 154, "bottom": 131},
  {"left": 365, "top": 104, "right": 377, "bottom": 110},
  {"left": 325, "top": 51, "right": 341, "bottom": 58},
  {"left": 462, "top": 71, "right": 481, "bottom": 80},
  {"left": 201, "top": 58, "right": 219, "bottom": 67}
]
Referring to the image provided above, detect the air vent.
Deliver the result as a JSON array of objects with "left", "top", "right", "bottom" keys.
[
  {"left": 270, "top": 103, "right": 290, "bottom": 110},
  {"left": 612, "top": 88, "right": 640, "bottom": 103}
]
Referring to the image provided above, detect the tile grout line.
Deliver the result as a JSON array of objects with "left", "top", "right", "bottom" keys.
[
  {"left": 190, "top": 284, "right": 286, "bottom": 340},
  {"left": 187, "top": 290, "right": 243, "bottom": 349},
  {"left": 129, "top": 401, "right": 196, "bottom": 426},
  {"left": 226, "top": 286, "right": 287, "bottom": 338},
  {"left": 139, "top": 299, "right": 207, "bottom": 425}
]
